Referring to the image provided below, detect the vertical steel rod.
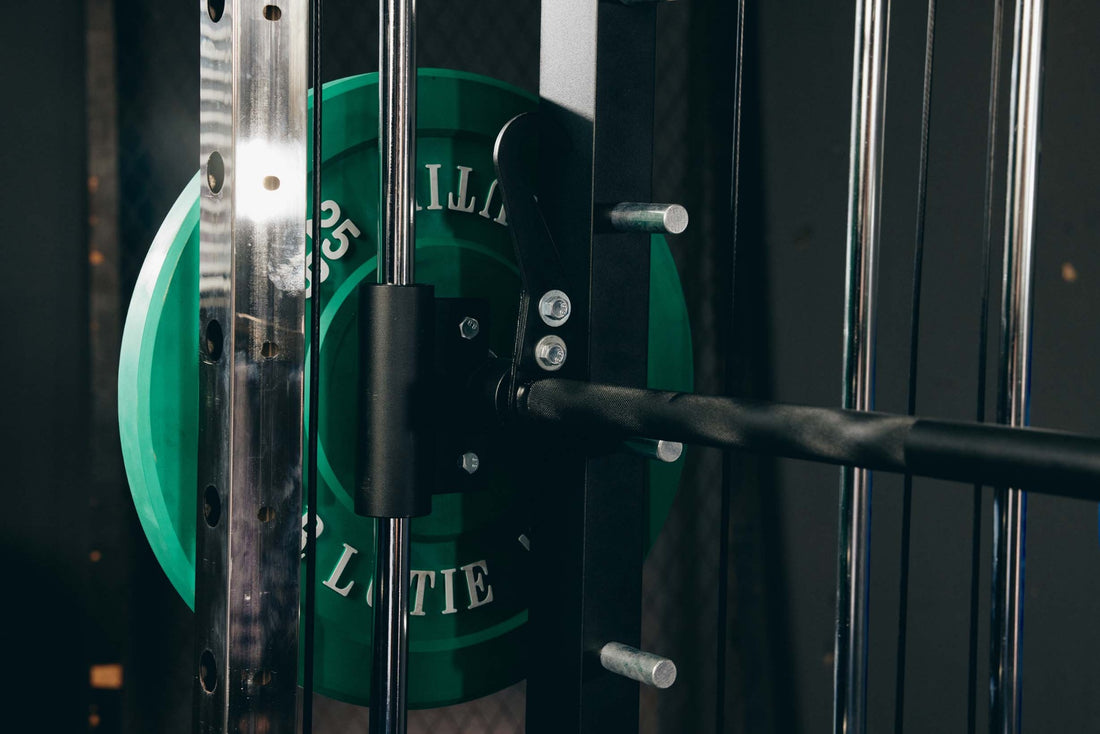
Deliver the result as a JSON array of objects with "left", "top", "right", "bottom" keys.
[
  {"left": 992, "top": 1, "right": 1044, "bottom": 731},
  {"left": 371, "top": 518, "right": 411, "bottom": 734},
  {"left": 717, "top": 1, "right": 747, "bottom": 732},
  {"left": 378, "top": 0, "right": 416, "bottom": 288},
  {"left": 303, "top": 1, "right": 325, "bottom": 732},
  {"left": 371, "top": 0, "right": 416, "bottom": 732},
  {"left": 835, "top": 1, "right": 890, "bottom": 733}
]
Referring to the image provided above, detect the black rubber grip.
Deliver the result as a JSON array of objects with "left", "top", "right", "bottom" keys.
[
  {"left": 356, "top": 283, "right": 436, "bottom": 518},
  {"left": 518, "top": 377, "right": 1100, "bottom": 502}
]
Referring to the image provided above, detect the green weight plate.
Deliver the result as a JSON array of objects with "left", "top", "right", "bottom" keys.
[{"left": 119, "top": 69, "right": 693, "bottom": 709}]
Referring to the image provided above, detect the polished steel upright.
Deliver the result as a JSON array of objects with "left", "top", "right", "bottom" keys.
[
  {"left": 370, "top": 0, "right": 417, "bottom": 732},
  {"left": 194, "top": 1, "right": 308, "bottom": 732},
  {"left": 378, "top": 0, "right": 417, "bottom": 287},
  {"left": 835, "top": 0, "right": 890, "bottom": 732},
  {"left": 992, "top": 1, "right": 1045, "bottom": 731}
]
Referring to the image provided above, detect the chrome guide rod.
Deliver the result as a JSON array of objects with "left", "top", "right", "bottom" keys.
[
  {"left": 835, "top": 0, "right": 890, "bottom": 732},
  {"left": 378, "top": 0, "right": 416, "bottom": 287},
  {"left": 370, "top": 0, "right": 416, "bottom": 731},
  {"left": 992, "top": 0, "right": 1044, "bottom": 731}
]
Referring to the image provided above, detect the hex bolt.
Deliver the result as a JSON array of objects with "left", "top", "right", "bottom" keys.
[
  {"left": 599, "top": 642, "right": 677, "bottom": 689},
  {"left": 538, "top": 290, "right": 572, "bottom": 327},
  {"left": 460, "top": 452, "right": 480, "bottom": 475},
  {"left": 534, "top": 335, "right": 567, "bottom": 372},
  {"left": 459, "top": 316, "right": 480, "bottom": 340}
]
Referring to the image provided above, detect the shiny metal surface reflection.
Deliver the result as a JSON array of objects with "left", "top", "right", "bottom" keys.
[
  {"left": 378, "top": 0, "right": 417, "bottom": 287},
  {"left": 835, "top": 1, "right": 890, "bottom": 733},
  {"left": 370, "top": 0, "right": 417, "bottom": 732},
  {"left": 992, "top": 1, "right": 1045, "bottom": 732},
  {"left": 195, "top": 1, "right": 307, "bottom": 732}
]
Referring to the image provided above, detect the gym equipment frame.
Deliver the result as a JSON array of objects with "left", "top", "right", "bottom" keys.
[{"left": 114, "top": 0, "right": 1098, "bottom": 733}]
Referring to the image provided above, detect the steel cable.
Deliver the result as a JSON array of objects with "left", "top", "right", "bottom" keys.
[
  {"left": 716, "top": 1, "right": 747, "bottom": 732},
  {"left": 303, "top": 0, "right": 324, "bottom": 731},
  {"left": 970, "top": 2, "right": 1005, "bottom": 732},
  {"left": 894, "top": 2, "right": 936, "bottom": 732}
]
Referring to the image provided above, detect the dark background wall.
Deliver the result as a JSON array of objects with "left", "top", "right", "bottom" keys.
[
  {"left": 753, "top": 2, "right": 1100, "bottom": 732},
  {"left": 3, "top": 1, "right": 1100, "bottom": 732},
  {"left": 0, "top": 1, "right": 90, "bottom": 731}
]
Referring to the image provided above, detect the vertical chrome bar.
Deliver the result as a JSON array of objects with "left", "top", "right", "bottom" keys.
[
  {"left": 195, "top": 0, "right": 307, "bottom": 732},
  {"left": 371, "top": 518, "right": 411, "bottom": 734},
  {"left": 371, "top": 0, "right": 416, "bottom": 732},
  {"left": 303, "top": 1, "right": 325, "bottom": 731},
  {"left": 992, "top": 1, "right": 1044, "bottom": 731},
  {"left": 835, "top": 1, "right": 890, "bottom": 733},
  {"left": 378, "top": 0, "right": 417, "bottom": 287}
]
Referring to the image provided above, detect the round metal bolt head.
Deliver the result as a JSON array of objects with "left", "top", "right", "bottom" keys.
[
  {"left": 460, "top": 452, "right": 480, "bottom": 475},
  {"left": 459, "top": 316, "right": 480, "bottom": 340},
  {"left": 538, "top": 289, "right": 572, "bottom": 327},
  {"left": 535, "top": 335, "right": 567, "bottom": 371},
  {"left": 605, "top": 203, "right": 690, "bottom": 234},
  {"left": 661, "top": 204, "right": 689, "bottom": 235},
  {"left": 655, "top": 440, "right": 684, "bottom": 463},
  {"left": 650, "top": 658, "right": 677, "bottom": 689}
]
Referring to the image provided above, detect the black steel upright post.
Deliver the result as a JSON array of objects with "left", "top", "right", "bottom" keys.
[{"left": 528, "top": 2, "right": 657, "bottom": 733}]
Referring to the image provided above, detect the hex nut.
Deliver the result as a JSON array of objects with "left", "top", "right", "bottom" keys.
[
  {"left": 538, "top": 290, "right": 571, "bottom": 327},
  {"left": 459, "top": 316, "right": 480, "bottom": 340},
  {"left": 535, "top": 335, "right": 567, "bottom": 371},
  {"left": 460, "top": 452, "right": 480, "bottom": 475}
]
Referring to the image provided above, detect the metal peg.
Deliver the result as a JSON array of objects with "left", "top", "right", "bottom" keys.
[
  {"left": 601, "top": 203, "right": 689, "bottom": 235},
  {"left": 599, "top": 642, "right": 677, "bottom": 689},
  {"left": 624, "top": 438, "right": 683, "bottom": 463}
]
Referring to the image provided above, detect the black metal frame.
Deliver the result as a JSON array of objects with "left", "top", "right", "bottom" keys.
[{"left": 524, "top": 2, "right": 658, "bottom": 732}]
